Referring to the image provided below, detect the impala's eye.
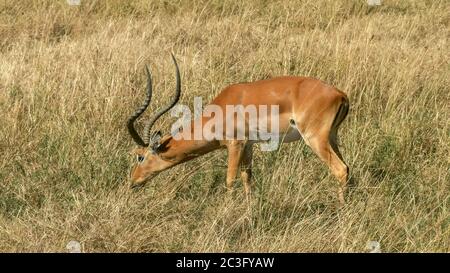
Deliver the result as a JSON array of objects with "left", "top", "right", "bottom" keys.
[{"left": 137, "top": 155, "right": 145, "bottom": 163}]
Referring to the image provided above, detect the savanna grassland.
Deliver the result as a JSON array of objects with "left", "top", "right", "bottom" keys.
[{"left": 0, "top": 0, "right": 449, "bottom": 252}]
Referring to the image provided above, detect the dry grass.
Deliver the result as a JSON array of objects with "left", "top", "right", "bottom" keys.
[{"left": 0, "top": 0, "right": 449, "bottom": 252}]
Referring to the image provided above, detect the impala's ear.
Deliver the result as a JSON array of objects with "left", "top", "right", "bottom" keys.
[
  {"left": 150, "top": 131, "right": 172, "bottom": 153},
  {"left": 151, "top": 131, "right": 162, "bottom": 143},
  {"left": 155, "top": 135, "right": 172, "bottom": 153},
  {"left": 149, "top": 131, "right": 162, "bottom": 152}
]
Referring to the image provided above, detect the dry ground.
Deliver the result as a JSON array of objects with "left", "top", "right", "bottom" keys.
[{"left": 0, "top": 0, "right": 449, "bottom": 252}]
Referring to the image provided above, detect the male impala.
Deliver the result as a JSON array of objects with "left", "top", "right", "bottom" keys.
[{"left": 128, "top": 55, "right": 350, "bottom": 204}]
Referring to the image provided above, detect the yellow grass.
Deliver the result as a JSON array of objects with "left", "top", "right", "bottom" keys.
[{"left": 0, "top": 0, "right": 449, "bottom": 252}]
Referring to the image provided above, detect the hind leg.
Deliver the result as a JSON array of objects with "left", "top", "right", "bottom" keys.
[{"left": 306, "top": 131, "right": 349, "bottom": 205}]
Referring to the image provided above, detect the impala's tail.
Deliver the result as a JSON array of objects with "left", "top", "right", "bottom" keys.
[
  {"left": 328, "top": 94, "right": 349, "bottom": 161},
  {"left": 332, "top": 95, "right": 349, "bottom": 130}
]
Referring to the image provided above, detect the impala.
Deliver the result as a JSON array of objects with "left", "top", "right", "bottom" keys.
[{"left": 127, "top": 54, "right": 350, "bottom": 204}]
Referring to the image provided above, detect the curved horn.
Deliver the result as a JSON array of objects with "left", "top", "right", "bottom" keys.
[
  {"left": 127, "top": 66, "right": 152, "bottom": 146},
  {"left": 143, "top": 53, "right": 181, "bottom": 145}
]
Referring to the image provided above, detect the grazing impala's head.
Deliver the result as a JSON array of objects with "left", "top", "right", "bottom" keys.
[{"left": 127, "top": 54, "right": 181, "bottom": 188}]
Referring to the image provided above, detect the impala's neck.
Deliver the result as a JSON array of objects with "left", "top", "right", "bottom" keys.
[{"left": 158, "top": 136, "right": 220, "bottom": 168}]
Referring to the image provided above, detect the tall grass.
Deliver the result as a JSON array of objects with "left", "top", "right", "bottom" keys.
[{"left": 0, "top": 0, "right": 448, "bottom": 252}]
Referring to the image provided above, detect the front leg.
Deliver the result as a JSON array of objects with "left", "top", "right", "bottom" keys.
[
  {"left": 226, "top": 140, "right": 245, "bottom": 191},
  {"left": 240, "top": 143, "right": 253, "bottom": 197}
]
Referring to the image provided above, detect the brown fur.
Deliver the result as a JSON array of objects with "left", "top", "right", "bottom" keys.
[{"left": 130, "top": 76, "right": 350, "bottom": 205}]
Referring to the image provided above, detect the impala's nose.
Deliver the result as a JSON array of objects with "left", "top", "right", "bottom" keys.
[{"left": 129, "top": 177, "right": 146, "bottom": 190}]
